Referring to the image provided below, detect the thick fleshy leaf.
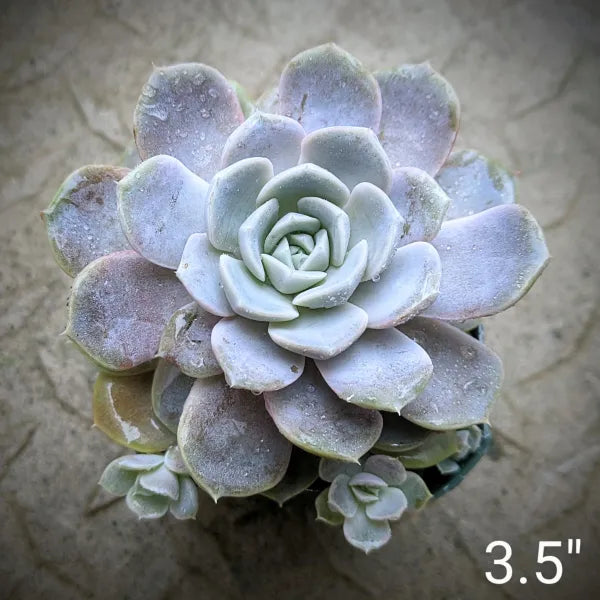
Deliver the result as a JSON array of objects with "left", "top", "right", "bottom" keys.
[
  {"left": 328, "top": 475, "right": 358, "bottom": 517},
  {"left": 176, "top": 233, "right": 234, "bottom": 317},
  {"left": 158, "top": 302, "right": 222, "bottom": 379},
  {"left": 316, "top": 328, "right": 432, "bottom": 412},
  {"left": 436, "top": 150, "right": 515, "bottom": 220},
  {"left": 264, "top": 362, "right": 382, "bottom": 461},
  {"left": 133, "top": 63, "right": 244, "bottom": 180},
  {"left": 344, "top": 182, "right": 403, "bottom": 280},
  {"left": 255, "top": 163, "right": 349, "bottom": 215},
  {"left": 300, "top": 229, "right": 329, "bottom": 271},
  {"left": 219, "top": 255, "right": 299, "bottom": 322},
  {"left": 164, "top": 446, "right": 189, "bottom": 475},
  {"left": 343, "top": 509, "right": 391, "bottom": 554},
  {"left": 350, "top": 242, "right": 441, "bottom": 328},
  {"left": 288, "top": 233, "right": 314, "bottom": 253},
  {"left": 170, "top": 476, "right": 199, "bottom": 520},
  {"left": 178, "top": 377, "right": 292, "bottom": 500},
  {"left": 279, "top": 43, "right": 381, "bottom": 134},
  {"left": 300, "top": 126, "right": 392, "bottom": 192},
  {"left": 126, "top": 486, "right": 170, "bottom": 519},
  {"left": 400, "top": 318, "right": 503, "bottom": 430},
  {"left": 365, "top": 487, "right": 408, "bottom": 522},
  {"left": 348, "top": 472, "right": 387, "bottom": 490},
  {"left": 263, "top": 212, "right": 321, "bottom": 253},
  {"left": 268, "top": 304, "right": 368, "bottom": 360},
  {"left": 229, "top": 80, "right": 254, "bottom": 118},
  {"left": 98, "top": 459, "right": 138, "bottom": 496},
  {"left": 293, "top": 240, "right": 367, "bottom": 309},
  {"left": 238, "top": 198, "right": 279, "bottom": 280},
  {"left": 437, "top": 458, "right": 460, "bottom": 475},
  {"left": 315, "top": 489, "right": 344, "bottom": 526},
  {"left": 363, "top": 455, "right": 407, "bottom": 487},
  {"left": 394, "top": 431, "right": 460, "bottom": 468},
  {"left": 398, "top": 471, "right": 432, "bottom": 510},
  {"left": 211, "top": 317, "right": 304, "bottom": 392},
  {"left": 375, "top": 64, "right": 459, "bottom": 175},
  {"left": 67, "top": 251, "right": 192, "bottom": 371},
  {"left": 42, "top": 165, "right": 131, "bottom": 277},
  {"left": 389, "top": 167, "right": 450, "bottom": 245},
  {"left": 138, "top": 464, "right": 180, "bottom": 500},
  {"left": 262, "top": 447, "right": 319, "bottom": 506},
  {"left": 221, "top": 112, "right": 305, "bottom": 174},
  {"left": 261, "top": 255, "right": 327, "bottom": 294},
  {"left": 93, "top": 371, "right": 176, "bottom": 452},
  {"left": 151, "top": 360, "right": 195, "bottom": 433},
  {"left": 374, "top": 414, "right": 433, "bottom": 453},
  {"left": 297, "top": 197, "right": 350, "bottom": 266},
  {"left": 117, "top": 155, "right": 209, "bottom": 269},
  {"left": 318, "top": 458, "right": 362, "bottom": 483},
  {"left": 115, "top": 454, "right": 164, "bottom": 471},
  {"left": 207, "top": 157, "right": 274, "bottom": 254},
  {"left": 423, "top": 204, "right": 550, "bottom": 320},
  {"left": 272, "top": 238, "right": 294, "bottom": 268}
]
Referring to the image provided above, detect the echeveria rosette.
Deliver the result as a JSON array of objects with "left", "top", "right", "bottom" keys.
[
  {"left": 99, "top": 447, "right": 199, "bottom": 520},
  {"left": 316, "top": 455, "right": 432, "bottom": 553},
  {"left": 43, "top": 43, "right": 550, "bottom": 551}
]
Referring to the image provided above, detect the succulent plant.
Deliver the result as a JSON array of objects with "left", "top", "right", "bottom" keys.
[
  {"left": 43, "top": 43, "right": 549, "bottom": 552},
  {"left": 316, "top": 455, "right": 431, "bottom": 553},
  {"left": 99, "top": 447, "right": 199, "bottom": 520}
]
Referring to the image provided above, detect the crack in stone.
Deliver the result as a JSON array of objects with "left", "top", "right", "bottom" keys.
[
  {"left": 543, "top": 178, "right": 584, "bottom": 231},
  {"left": 516, "top": 301, "right": 599, "bottom": 387},
  {"left": 0, "top": 425, "right": 38, "bottom": 484}
]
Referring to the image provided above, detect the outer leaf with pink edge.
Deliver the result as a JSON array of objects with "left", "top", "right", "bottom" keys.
[
  {"left": 375, "top": 64, "right": 459, "bottom": 175},
  {"left": 66, "top": 251, "right": 192, "bottom": 371},
  {"left": 264, "top": 362, "right": 382, "bottom": 462},
  {"left": 42, "top": 165, "right": 131, "bottom": 277},
  {"left": 423, "top": 204, "right": 550, "bottom": 321},
  {"left": 316, "top": 328, "right": 432, "bottom": 413},
  {"left": 278, "top": 43, "right": 381, "bottom": 134},
  {"left": 133, "top": 63, "right": 244, "bottom": 180},
  {"left": 399, "top": 318, "right": 503, "bottom": 430},
  {"left": 178, "top": 377, "right": 292, "bottom": 500},
  {"left": 117, "top": 155, "right": 209, "bottom": 269}
]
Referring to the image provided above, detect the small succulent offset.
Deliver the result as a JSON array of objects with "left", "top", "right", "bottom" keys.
[{"left": 43, "top": 44, "right": 549, "bottom": 551}]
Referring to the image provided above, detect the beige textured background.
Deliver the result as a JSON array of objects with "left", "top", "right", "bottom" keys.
[{"left": 1, "top": 0, "right": 599, "bottom": 598}]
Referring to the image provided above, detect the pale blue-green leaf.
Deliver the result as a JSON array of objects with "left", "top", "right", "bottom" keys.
[
  {"left": 115, "top": 454, "right": 164, "bottom": 471},
  {"left": 134, "top": 63, "right": 244, "bottom": 180},
  {"left": 151, "top": 360, "right": 195, "bottom": 434},
  {"left": 350, "top": 242, "right": 441, "bottom": 329},
  {"left": 170, "top": 476, "right": 199, "bottom": 519},
  {"left": 374, "top": 414, "right": 433, "bottom": 454},
  {"left": 238, "top": 198, "right": 279, "bottom": 280},
  {"left": 437, "top": 458, "right": 461, "bottom": 475},
  {"left": 343, "top": 509, "right": 391, "bottom": 554},
  {"left": 288, "top": 233, "right": 314, "bottom": 253},
  {"left": 363, "top": 455, "right": 407, "bottom": 487},
  {"left": 375, "top": 63, "right": 459, "bottom": 175},
  {"left": 164, "top": 446, "right": 189, "bottom": 475},
  {"left": 292, "top": 240, "right": 367, "bottom": 309},
  {"left": 389, "top": 167, "right": 450, "bottom": 245},
  {"left": 394, "top": 430, "right": 459, "bottom": 468},
  {"left": 400, "top": 318, "right": 503, "bottom": 430},
  {"left": 261, "top": 254, "right": 327, "bottom": 294},
  {"left": 264, "top": 362, "right": 382, "bottom": 461},
  {"left": 98, "top": 459, "right": 138, "bottom": 496},
  {"left": 292, "top": 252, "right": 307, "bottom": 269},
  {"left": 348, "top": 472, "right": 387, "bottom": 489},
  {"left": 268, "top": 304, "right": 367, "bottom": 360},
  {"left": 436, "top": 150, "right": 515, "bottom": 220},
  {"left": 344, "top": 182, "right": 403, "bottom": 280},
  {"left": 422, "top": 205, "right": 550, "bottom": 320},
  {"left": 297, "top": 196, "right": 350, "bottom": 266},
  {"left": 328, "top": 474, "right": 358, "bottom": 517},
  {"left": 365, "top": 487, "right": 407, "bottom": 522},
  {"left": 126, "top": 487, "right": 170, "bottom": 519},
  {"left": 398, "top": 471, "right": 432, "bottom": 510},
  {"left": 255, "top": 163, "right": 349, "bottom": 215},
  {"left": 263, "top": 212, "right": 321, "bottom": 253},
  {"left": 300, "top": 126, "right": 392, "bottom": 192},
  {"left": 207, "top": 157, "right": 273, "bottom": 254},
  {"left": 117, "top": 155, "right": 209, "bottom": 269},
  {"left": 211, "top": 317, "right": 304, "bottom": 392},
  {"left": 316, "top": 328, "right": 432, "bottom": 412},
  {"left": 176, "top": 233, "right": 234, "bottom": 317},
  {"left": 219, "top": 255, "right": 299, "bottom": 322},
  {"left": 255, "top": 86, "right": 278, "bottom": 113},
  {"left": 138, "top": 464, "right": 180, "bottom": 500},
  {"left": 315, "top": 489, "right": 344, "bottom": 526},
  {"left": 299, "top": 229, "right": 329, "bottom": 271},
  {"left": 221, "top": 111, "right": 305, "bottom": 174},
  {"left": 318, "top": 458, "right": 361, "bottom": 483},
  {"left": 42, "top": 165, "right": 131, "bottom": 277},
  {"left": 272, "top": 237, "right": 294, "bottom": 268},
  {"left": 279, "top": 43, "right": 381, "bottom": 133}
]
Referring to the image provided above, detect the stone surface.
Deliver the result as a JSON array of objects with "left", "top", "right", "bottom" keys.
[{"left": 1, "top": 0, "right": 599, "bottom": 598}]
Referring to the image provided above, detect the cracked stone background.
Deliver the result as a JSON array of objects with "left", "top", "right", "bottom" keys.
[{"left": 1, "top": 0, "right": 599, "bottom": 598}]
